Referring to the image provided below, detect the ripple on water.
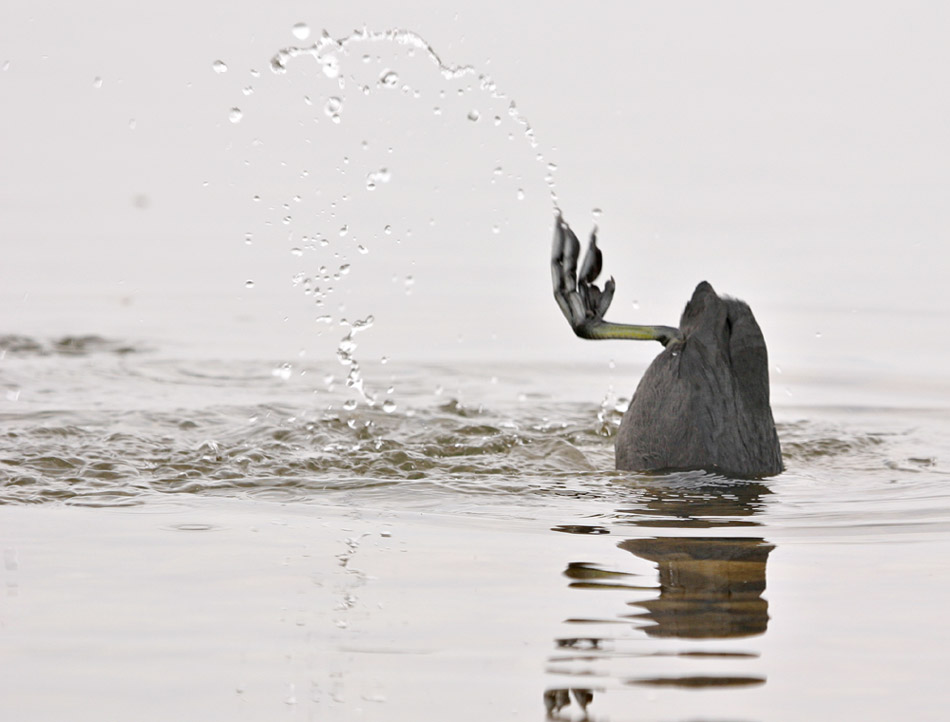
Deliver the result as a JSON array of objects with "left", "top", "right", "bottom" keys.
[{"left": 1, "top": 358, "right": 948, "bottom": 536}]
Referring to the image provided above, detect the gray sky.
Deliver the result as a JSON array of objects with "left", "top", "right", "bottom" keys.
[{"left": 2, "top": 1, "right": 948, "bottom": 379}]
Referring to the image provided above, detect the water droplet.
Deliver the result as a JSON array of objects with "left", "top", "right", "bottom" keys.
[
  {"left": 325, "top": 96, "right": 342, "bottom": 122},
  {"left": 382, "top": 399, "right": 397, "bottom": 413},
  {"left": 212, "top": 59, "right": 228, "bottom": 74},
  {"left": 592, "top": 207, "right": 603, "bottom": 220},
  {"left": 92, "top": 76, "right": 103, "bottom": 89},
  {"left": 321, "top": 55, "right": 340, "bottom": 78},
  {"left": 379, "top": 70, "right": 399, "bottom": 87},
  {"left": 270, "top": 51, "right": 288, "bottom": 75},
  {"left": 493, "top": 115, "right": 502, "bottom": 126},
  {"left": 632, "top": 300, "right": 640, "bottom": 310},
  {"left": 290, "top": 247, "right": 303, "bottom": 257},
  {"left": 433, "top": 106, "right": 442, "bottom": 115},
  {"left": 384, "top": 225, "right": 392, "bottom": 235},
  {"left": 339, "top": 225, "right": 348, "bottom": 237},
  {"left": 815, "top": 331, "right": 823, "bottom": 339},
  {"left": 343, "top": 399, "right": 357, "bottom": 411},
  {"left": 339, "top": 263, "right": 351, "bottom": 275},
  {"left": 491, "top": 225, "right": 500, "bottom": 234},
  {"left": 228, "top": 107, "right": 243, "bottom": 123},
  {"left": 365, "top": 168, "right": 391, "bottom": 190},
  {"left": 282, "top": 215, "right": 292, "bottom": 225},
  {"left": 404, "top": 275, "right": 414, "bottom": 294},
  {"left": 291, "top": 22, "right": 310, "bottom": 40},
  {"left": 608, "top": 359, "right": 616, "bottom": 370},
  {"left": 245, "top": 280, "right": 255, "bottom": 289},
  {"left": 242, "top": 85, "right": 253, "bottom": 96},
  {"left": 493, "top": 166, "right": 503, "bottom": 176},
  {"left": 547, "top": 162, "right": 558, "bottom": 172},
  {"left": 467, "top": 109, "right": 480, "bottom": 122},
  {"left": 516, "top": 188, "right": 525, "bottom": 200},
  {"left": 357, "top": 244, "right": 368, "bottom": 254}
]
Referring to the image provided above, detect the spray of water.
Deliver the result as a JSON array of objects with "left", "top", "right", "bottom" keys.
[
  {"left": 268, "top": 27, "right": 559, "bottom": 207},
  {"left": 236, "top": 25, "right": 562, "bottom": 409}
]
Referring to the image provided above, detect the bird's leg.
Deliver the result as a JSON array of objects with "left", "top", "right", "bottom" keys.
[{"left": 551, "top": 215, "right": 682, "bottom": 346}]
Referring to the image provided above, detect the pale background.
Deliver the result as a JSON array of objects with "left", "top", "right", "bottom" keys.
[{"left": 2, "top": 1, "right": 948, "bottom": 385}]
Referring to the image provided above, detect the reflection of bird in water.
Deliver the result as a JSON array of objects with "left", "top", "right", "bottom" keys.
[
  {"left": 551, "top": 216, "right": 783, "bottom": 478},
  {"left": 543, "top": 687, "right": 593, "bottom": 718},
  {"left": 544, "top": 478, "right": 777, "bottom": 716},
  {"left": 620, "top": 536, "right": 775, "bottom": 640}
]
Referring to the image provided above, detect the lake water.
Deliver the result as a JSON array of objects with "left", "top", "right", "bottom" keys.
[
  {"left": 3, "top": 7, "right": 950, "bottom": 721},
  {"left": 2, "top": 335, "right": 948, "bottom": 721}
]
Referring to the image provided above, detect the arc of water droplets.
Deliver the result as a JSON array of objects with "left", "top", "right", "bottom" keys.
[
  {"left": 269, "top": 27, "right": 559, "bottom": 208},
  {"left": 269, "top": 27, "right": 560, "bottom": 411}
]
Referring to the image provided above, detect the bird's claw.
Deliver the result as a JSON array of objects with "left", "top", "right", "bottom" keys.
[{"left": 551, "top": 215, "right": 615, "bottom": 339}]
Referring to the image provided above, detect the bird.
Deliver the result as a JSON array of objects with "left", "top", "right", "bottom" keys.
[{"left": 551, "top": 215, "right": 782, "bottom": 478}]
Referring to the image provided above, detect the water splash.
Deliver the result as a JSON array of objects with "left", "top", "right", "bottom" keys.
[
  {"left": 268, "top": 26, "right": 558, "bottom": 208},
  {"left": 336, "top": 315, "right": 377, "bottom": 406},
  {"left": 254, "top": 25, "right": 564, "bottom": 410}
]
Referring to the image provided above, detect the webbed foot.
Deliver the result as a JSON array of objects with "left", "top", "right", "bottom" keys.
[
  {"left": 551, "top": 214, "right": 616, "bottom": 338},
  {"left": 550, "top": 215, "right": 681, "bottom": 346}
]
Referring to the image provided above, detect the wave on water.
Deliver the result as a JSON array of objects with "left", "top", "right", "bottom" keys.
[
  {"left": 0, "top": 334, "right": 143, "bottom": 357},
  {"left": 0, "top": 398, "right": 618, "bottom": 507},
  {"left": 0, "top": 348, "right": 946, "bottom": 517}
]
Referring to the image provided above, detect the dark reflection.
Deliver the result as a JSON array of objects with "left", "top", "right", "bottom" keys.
[
  {"left": 620, "top": 536, "right": 774, "bottom": 639},
  {"left": 544, "top": 687, "right": 594, "bottom": 717},
  {"left": 552, "top": 524, "right": 611, "bottom": 535},
  {"left": 544, "top": 475, "right": 774, "bottom": 718},
  {"left": 562, "top": 562, "right": 652, "bottom": 591},
  {"left": 615, "top": 477, "right": 772, "bottom": 528},
  {"left": 628, "top": 674, "right": 765, "bottom": 689}
]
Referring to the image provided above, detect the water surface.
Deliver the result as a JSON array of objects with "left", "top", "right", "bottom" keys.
[{"left": 2, "top": 337, "right": 948, "bottom": 721}]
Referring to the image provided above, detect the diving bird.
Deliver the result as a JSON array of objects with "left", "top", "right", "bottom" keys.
[{"left": 551, "top": 215, "right": 782, "bottom": 478}]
